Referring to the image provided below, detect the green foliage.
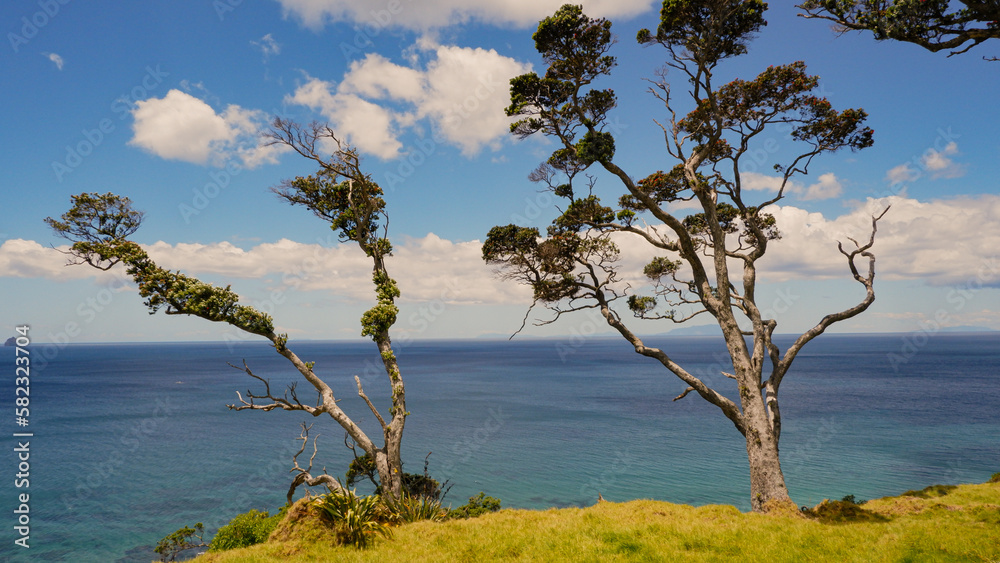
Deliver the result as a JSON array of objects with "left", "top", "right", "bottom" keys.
[
  {"left": 278, "top": 174, "right": 388, "bottom": 251},
  {"left": 314, "top": 490, "right": 393, "bottom": 549},
  {"left": 627, "top": 295, "right": 658, "bottom": 316},
  {"left": 448, "top": 492, "right": 502, "bottom": 519},
  {"left": 346, "top": 454, "right": 377, "bottom": 488},
  {"left": 506, "top": 4, "right": 618, "bottom": 158},
  {"left": 46, "top": 194, "right": 276, "bottom": 337},
  {"left": 682, "top": 202, "right": 781, "bottom": 246},
  {"left": 575, "top": 130, "right": 616, "bottom": 165},
  {"left": 643, "top": 256, "right": 682, "bottom": 280},
  {"left": 155, "top": 522, "right": 207, "bottom": 562},
  {"left": 391, "top": 492, "right": 448, "bottom": 523},
  {"left": 638, "top": 0, "right": 768, "bottom": 62},
  {"left": 554, "top": 196, "right": 615, "bottom": 232},
  {"left": 798, "top": 0, "right": 1000, "bottom": 55},
  {"left": 801, "top": 498, "right": 889, "bottom": 524},
  {"left": 901, "top": 484, "right": 958, "bottom": 499},
  {"left": 208, "top": 509, "right": 284, "bottom": 552},
  {"left": 482, "top": 225, "right": 541, "bottom": 264},
  {"left": 360, "top": 271, "right": 400, "bottom": 339},
  {"left": 990, "top": 472, "right": 1000, "bottom": 483},
  {"left": 45, "top": 191, "right": 144, "bottom": 247}
]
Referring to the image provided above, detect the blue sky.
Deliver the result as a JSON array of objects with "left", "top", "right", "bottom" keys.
[{"left": 2, "top": 0, "right": 999, "bottom": 344}]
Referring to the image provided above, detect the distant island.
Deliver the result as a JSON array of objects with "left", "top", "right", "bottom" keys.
[{"left": 4, "top": 337, "right": 15, "bottom": 346}]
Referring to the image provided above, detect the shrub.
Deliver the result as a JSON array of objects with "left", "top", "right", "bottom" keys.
[
  {"left": 802, "top": 498, "right": 889, "bottom": 524},
  {"left": 989, "top": 472, "right": 1000, "bottom": 483},
  {"left": 208, "top": 508, "right": 284, "bottom": 552},
  {"left": 392, "top": 492, "right": 448, "bottom": 523},
  {"left": 448, "top": 492, "right": 502, "bottom": 519},
  {"left": 155, "top": 523, "right": 207, "bottom": 562},
  {"left": 901, "top": 484, "right": 957, "bottom": 499},
  {"left": 314, "top": 489, "right": 392, "bottom": 549}
]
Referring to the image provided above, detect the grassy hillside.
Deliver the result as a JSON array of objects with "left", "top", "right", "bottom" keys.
[{"left": 191, "top": 478, "right": 1000, "bottom": 562}]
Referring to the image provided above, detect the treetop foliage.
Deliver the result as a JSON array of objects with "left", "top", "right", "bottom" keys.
[
  {"left": 638, "top": 0, "right": 769, "bottom": 62},
  {"left": 46, "top": 192, "right": 277, "bottom": 338}
]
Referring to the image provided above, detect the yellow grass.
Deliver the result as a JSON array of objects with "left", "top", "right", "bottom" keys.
[{"left": 190, "top": 479, "right": 1000, "bottom": 563}]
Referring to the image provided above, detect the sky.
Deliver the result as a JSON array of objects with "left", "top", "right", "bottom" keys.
[{"left": 1, "top": 0, "right": 999, "bottom": 345}]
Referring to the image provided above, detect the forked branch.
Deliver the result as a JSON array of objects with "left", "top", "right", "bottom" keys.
[
  {"left": 227, "top": 361, "right": 324, "bottom": 415},
  {"left": 286, "top": 422, "right": 346, "bottom": 504}
]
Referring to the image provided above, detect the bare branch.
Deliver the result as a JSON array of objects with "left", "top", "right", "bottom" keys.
[
  {"left": 673, "top": 387, "right": 695, "bottom": 401},
  {"left": 286, "top": 422, "right": 346, "bottom": 504},
  {"left": 355, "top": 376, "right": 387, "bottom": 431},
  {"left": 226, "top": 361, "right": 325, "bottom": 415}
]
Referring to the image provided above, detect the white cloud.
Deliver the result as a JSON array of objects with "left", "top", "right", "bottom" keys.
[
  {"left": 758, "top": 194, "right": 1000, "bottom": 286},
  {"left": 921, "top": 141, "right": 966, "bottom": 179},
  {"left": 9, "top": 195, "right": 1000, "bottom": 301},
  {"left": 286, "top": 43, "right": 531, "bottom": 158},
  {"left": 274, "top": 0, "right": 655, "bottom": 30},
  {"left": 741, "top": 172, "right": 788, "bottom": 193},
  {"left": 884, "top": 142, "right": 966, "bottom": 185},
  {"left": 129, "top": 89, "right": 288, "bottom": 168},
  {"left": 800, "top": 172, "right": 842, "bottom": 200},
  {"left": 0, "top": 235, "right": 528, "bottom": 305},
  {"left": 740, "top": 171, "right": 841, "bottom": 200},
  {"left": 885, "top": 163, "right": 919, "bottom": 185},
  {"left": 251, "top": 33, "right": 281, "bottom": 61},
  {"left": 45, "top": 52, "right": 64, "bottom": 70}
]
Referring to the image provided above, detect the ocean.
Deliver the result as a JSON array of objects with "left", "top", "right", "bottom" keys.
[{"left": 1, "top": 333, "right": 997, "bottom": 562}]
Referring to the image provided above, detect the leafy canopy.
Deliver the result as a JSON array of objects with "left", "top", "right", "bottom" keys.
[{"left": 798, "top": 0, "right": 1000, "bottom": 57}]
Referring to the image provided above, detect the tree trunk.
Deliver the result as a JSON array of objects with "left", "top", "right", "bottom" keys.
[
  {"left": 374, "top": 431, "right": 404, "bottom": 501},
  {"left": 742, "top": 395, "right": 793, "bottom": 512}
]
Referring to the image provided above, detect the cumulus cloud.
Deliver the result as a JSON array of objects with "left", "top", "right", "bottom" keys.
[
  {"left": 7, "top": 195, "right": 1000, "bottom": 300},
  {"left": 885, "top": 163, "right": 919, "bottom": 185},
  {"left": 0, "top": 235, "right": 528, "bottom": 305},
  {"left": 884, "top": 142, "right": 967, "bottom": 185},
  {"left": 129, "top": 89, "right": 288, "bottom": 168},
  {"left": 739, "top": 172, "right": 842, "bottom": 200},
  {"left": 287, "top": 42, "right": 531, "bottom": 158},
  {"left": 756, "top": 195, "right": 1000, "bottom": 286},
  {"left": 274, "top": 0, "right": 654, "bottom": 30},
  {"left": 921, "top": 141, "right": 966, "bottom": 179},
  {"left": 800, "top": 172, "right": 842, "bottom": 200}
]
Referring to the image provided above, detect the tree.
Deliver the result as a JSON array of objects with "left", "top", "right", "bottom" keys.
[
  {"left": 797, "top": 1, "right": 1000, "bottom": 59},
  {"left": 484, "top": 2, "right": 886, "bottom": 512},
  {"left": 45, "top": 119, "right": 410, "bottom": 502}
]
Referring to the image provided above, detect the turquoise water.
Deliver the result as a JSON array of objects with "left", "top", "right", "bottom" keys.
[{"left": 1, "top": 334, "right": 998, "bottom": 561}]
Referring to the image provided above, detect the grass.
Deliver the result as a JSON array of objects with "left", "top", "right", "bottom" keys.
[{"left": 189, "top": 478, "right": 1000, "bottom": 562}]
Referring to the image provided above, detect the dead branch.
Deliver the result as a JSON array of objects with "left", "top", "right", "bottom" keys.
[
  {"left": 227, "top": 361, "right": 324, "bottom": 415},
  {"left": 286, "top": 422, "right": 345, "bottom": 504}
]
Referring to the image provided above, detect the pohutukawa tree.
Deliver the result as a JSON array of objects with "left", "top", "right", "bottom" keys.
[
  {"left": 484, "top": 2, "right": 887, "bottom": 512},
  {"left": 797, "top": 0, "right": 1000, "bottom": 59},
  {"left": 46, "top": 119, "right": 411, "bottom": 502}
]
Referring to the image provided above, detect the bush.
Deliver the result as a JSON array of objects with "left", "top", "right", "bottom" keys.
[
  {"left": 392, "top": 492, "right": 448, "bottom": 523},
  {"left": 448, "top": 492, "right": 502, "bottom": 519},
  {"left": 314, "top": 489, "right": 392, "bottom": 549},
  {"left": 990, "top": 472, "right": 1000, "bottom": 484},
  {"left": 155, "top": 523, "right": 207, "bottom": 562},
  {"left": 802, "top": 498, "right": 889, "bottom": 524},
  {"left": 208, "top": 508, "right": 284, "bottom": 552}
]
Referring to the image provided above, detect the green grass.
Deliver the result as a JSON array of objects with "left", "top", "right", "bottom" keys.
[{"left": 190, "top": 478, "right": 1000, "bottom": 562}]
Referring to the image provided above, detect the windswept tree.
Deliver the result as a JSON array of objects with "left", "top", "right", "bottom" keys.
[
  {"left": 46, "top": 119, "right": 411, "bottom": 502},
  {"left": 797, "top": 1, "right": 1000, "bottom": 59},
  {"left": 484, "top": 2, "right": 887, "bottom": 512}
]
